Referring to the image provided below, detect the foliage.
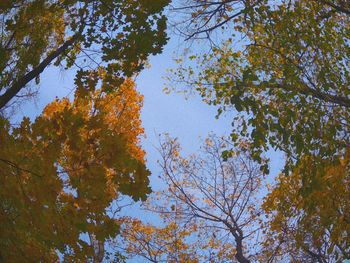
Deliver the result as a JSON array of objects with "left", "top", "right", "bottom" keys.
[
  {"left": 117, "top": 134, "right": 350, "bottom": 262},
  {"left": 0, "top": 0, "right": 170, "bottom": 260},
  {"left": 2, "top": 0, "right": 349, "bottom": 261},
  {"left": 168, "top": 2, "right": 350, "bottom": 261},
  {"left": 0, "top": 0, "right": 169, "bottom": 110},
  {"left": 262, "top": 153, "right": 350, "bottom": 262},
  {"left": 172, "top": 0, "right": 350, "bottom": 174},
  {"left": 119, "top": 217, "right": 201, "bottom": 263},
  {"left": 0, "top": 78, "right": 150, "bottom": 261},
  {"left": 127, "top": 135, "right": 264, "bottom": 263}
]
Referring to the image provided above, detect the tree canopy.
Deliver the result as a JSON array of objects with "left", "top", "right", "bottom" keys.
[
  {"left": 173, "top": 0, "right": 350, "bottom": 174},
  {"left": 0, "top": 0, "right": 169, "bottom": 110},
  {"left": 263, "top": 153, "right": 350, "bottom": 261},
  {"left": 118, "top": 135, "right": 264, "bottom": 263},
  {"left": 0, "top": 78, "right": 150, "bottom": 261},
  {"left": 0, "top": 1, "right": 171, "bottom": 260},
  {"left": 1, "top": 0, "right": 350, "bottom": 262},
  {"left": 168, "top": 1, "right": 350, "bottom": 261}
]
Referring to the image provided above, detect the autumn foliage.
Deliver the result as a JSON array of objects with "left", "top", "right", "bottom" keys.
[
  {"left": 0, "top": 0, "right": 169, "bottom": 109},
  {"left": 263, "top": 154, "right": 350, "bottom": 261},
  {"left": 0, "top": 79, "right": 150, "bottom": 261},
  {"left": 1, "top": 0, "right": 350, "bottom": 262}
]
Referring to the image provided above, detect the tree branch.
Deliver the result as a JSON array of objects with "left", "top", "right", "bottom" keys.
[
  {"left": 319, "top": 0, "right": 350, "bottom": 15},
  {"left": 0, "top": 33, "right": 81, "bottom": 110}
]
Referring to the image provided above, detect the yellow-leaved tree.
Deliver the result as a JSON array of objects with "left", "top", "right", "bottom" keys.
[
  {"left": 0, "top": 77, "right": 150, "bottom": 262},
  {"left": 262, "top": 154, "right": 350, "bottom": 262},
  {"left": 119, "top": 217, "right": 200, "bottom": 263}
]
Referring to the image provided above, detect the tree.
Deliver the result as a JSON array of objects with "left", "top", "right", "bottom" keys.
[
  {"left": 0, "top": 1, "right": 170, "bottom": 260},
  {"left": 172, "top": 0, "right": 350, "bottom": 174},
  {"left": 118, "top": 217, "right": 201, "bottom": 263},
  {"left": 168, "top": 2, "right": 350, "bottom": 261},
  {"left": 0, "top": 0, "right": 169, "bottom": 110},
  {"left": 170, "top": 0, "right": 259, "bottom": 41},
  {"left": 262, "top": 153, "right": 350, "bottom": 262},
  {"left": 131, "top": 135, "right": 264, "bottom": 263},
  {"left": 0, "top": 77, "right": 150, "bottom": 261}
]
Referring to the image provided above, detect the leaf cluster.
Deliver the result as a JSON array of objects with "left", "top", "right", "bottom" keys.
[{"left": 0, "top": 79, "right": 150, "bottom": 261}]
